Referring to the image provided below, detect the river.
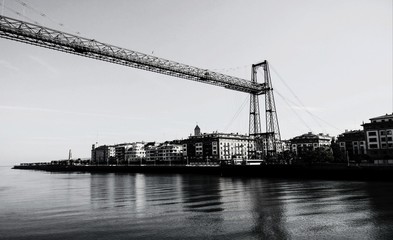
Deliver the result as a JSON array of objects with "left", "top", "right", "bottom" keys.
[{"left": 1, "top": 166, "right": 393, "bottom": 239}]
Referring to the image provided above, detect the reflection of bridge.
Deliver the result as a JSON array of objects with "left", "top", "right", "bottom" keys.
[{"left": 0, "top": 15, "right": 280, "bottom": 159}]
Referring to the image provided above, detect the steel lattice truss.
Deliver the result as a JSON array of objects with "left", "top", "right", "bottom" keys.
[{"left": 0, "top": 15, "right": 267, "bottom": 94}]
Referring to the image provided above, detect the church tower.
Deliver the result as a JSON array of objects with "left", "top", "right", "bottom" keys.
[{"left": 194, "top": 125, "right": 201, "bottom": 136}]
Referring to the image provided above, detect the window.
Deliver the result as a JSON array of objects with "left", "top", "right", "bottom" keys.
[
  {"left": 380, "top": 131, "right": 386, "bottom": 135},
  {"left": 368, "top": 132, "right": 377, "bottom": 136},
  {"left": 381, "top": 137, "right": 386, "bottom": 142},
  {"left": 369, "top": 138, "right": 377, "bottom": 143},
  {"left": 369, "top": 144, "right": 378, "bottom": 149}
]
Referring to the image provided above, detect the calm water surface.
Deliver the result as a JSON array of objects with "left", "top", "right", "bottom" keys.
[{"left": 1, "top": 166, "right": 393, "bottom": 239}]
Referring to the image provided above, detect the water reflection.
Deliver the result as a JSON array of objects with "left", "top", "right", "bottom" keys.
[
  {"left": 89, "top": 173, "right": 112, "bottom": 209},
  {"left": 90, "top": 173, "right": 143, "bottom": 214},
  {"left": 365, "top": 182, "right": 393, "bottom": 239},
  {"left": 247, "top": 179, "right": 290, "bottom": 239},
  {"left": 135, "top": 174, "right": 146, "bottom": 214},
  {"left": 83, "top": 172, "right": 393, "bottom": 239},
  {"left": 178, "top": 175, "right": 225, "bottom": 239},
  {"left": 113, "top": 173, "right": 134, "bottom": 208},
  {"left": 144, "top": 173, "right": 182, "bottom": 207},
  {"left": 273, "top": 181, "right": 376, "bottom": 239},
  {"left": 181, "top": 175, "right": 223, "bottom": 213}
]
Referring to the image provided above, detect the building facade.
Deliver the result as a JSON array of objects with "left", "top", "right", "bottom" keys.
[
  {"left": 125, "top": 142, "right": 146, "bottom": 164},
  {"left": 142, "top": 142, "right": 183, "bottom": 164},
  {"left": 91, "top": 144, "right": 116, "bottom": 165},
  {"left": 181, "top": 125, "right": 254, "bottom": 164},
  {"left": 156, "top": 142, "right": 183, "bottom": 163},
  {"left": 290, "top": 132, "right": 332, "bottom": 156},
  {"left": 115, "top": 143, "right": 133, "bottom": 164},
  {"left": 362, "top": 113, "right": 393, "bottom": 160},
  {"left": 144, "top": 142, "right": 159, "bottom": 163},
  {"left": 337, "top": 130, "right": 366, "bottom": 161}
]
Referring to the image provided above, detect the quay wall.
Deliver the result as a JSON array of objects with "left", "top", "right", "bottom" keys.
[{"left": 12, "top": 164, "right": 393, "bottom": 181}]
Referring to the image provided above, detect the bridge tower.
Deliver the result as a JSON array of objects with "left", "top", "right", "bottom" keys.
[{"left": 249, "top": 61, "right": 281, "bottom": 161}]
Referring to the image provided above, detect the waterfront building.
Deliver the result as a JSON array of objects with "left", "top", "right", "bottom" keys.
[
  {"left": 156, "top": 142, "right": 183, "bottom": 164},
  {"left": 290, "top": 132, "right": 332, "bottom": 156},
  {"left": 115, "top": 143, "right": 133, "bottom": 164},
  {"left": 91, "top": 144, "right": 116, "bottom": 165},
  {"left": 181, "top": 125, "right": 254, "bottom": 164},
  {"left": 144, "top": 142, "right": 160, "bottom": 163},
  {"left": 337, "top": 130, "right": 366, "bottom": 161},
  {"left": 142, "top": 141, "right": 183, "bottom": 164},
  {"left": 362, "top": 113, "right": 393, "bottom": 160},
  {"left": 281, "top": 140, "right": 291, "bottom": 152},
  {"left": 125, "top": 142, "right": 146, "bottom": 164}
]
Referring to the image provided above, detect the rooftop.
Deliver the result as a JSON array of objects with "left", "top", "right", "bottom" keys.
[
  {"left": 339, "top": 130, "right": 364, "bottom": 135},
  {"left": 370, "top": 113, "right": 393, "bottom": 121},
  {"left": 189, "top": 131, "right": 250, "bottom": 139},
  {"left": 291, "top": 132, "right": 331, "bottom": 140}
]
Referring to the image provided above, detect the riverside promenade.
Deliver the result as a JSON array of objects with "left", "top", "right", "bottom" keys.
[{"left": 13, "top": 164, "right": 393, "bottom": 181}]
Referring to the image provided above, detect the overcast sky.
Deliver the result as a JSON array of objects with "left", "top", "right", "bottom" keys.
[{"left": 0, "top": 0, "right": 392, "bottom": 165}]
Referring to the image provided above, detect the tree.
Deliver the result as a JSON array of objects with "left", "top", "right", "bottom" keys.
[
  {"left": 331, "top": 138, "right": 345, "bottom": 163},
  {"left": 298, "top": 148, "right": 334, "bottom": 164}
]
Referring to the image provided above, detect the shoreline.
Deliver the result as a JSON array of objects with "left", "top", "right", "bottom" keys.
[{"left": 12, "top": 164, "right": 393, "bottom": 181}]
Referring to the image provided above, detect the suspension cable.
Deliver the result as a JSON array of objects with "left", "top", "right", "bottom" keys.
[
  {"left": 268, "top": 64, "right": 341, "bottom": 132},
  {"left": 274, "top": 89, "right": 313, "bottom": 132},
  {"left": 223, "top": 95, "right": 249, "bottom": 132}
]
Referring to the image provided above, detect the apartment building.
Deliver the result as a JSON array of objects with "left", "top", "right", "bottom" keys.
[
  {"left": 290, "top": 132, "right": 332, "bottom": 155},
  {"left": 181, "top": 125, "right": 254, "bottom": 163},
  {"left": 337, "top": 130, "right": 366, "bottom": 160},
  {"left": 362, "top": 113, "right": 393, "bottom": 160}
]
